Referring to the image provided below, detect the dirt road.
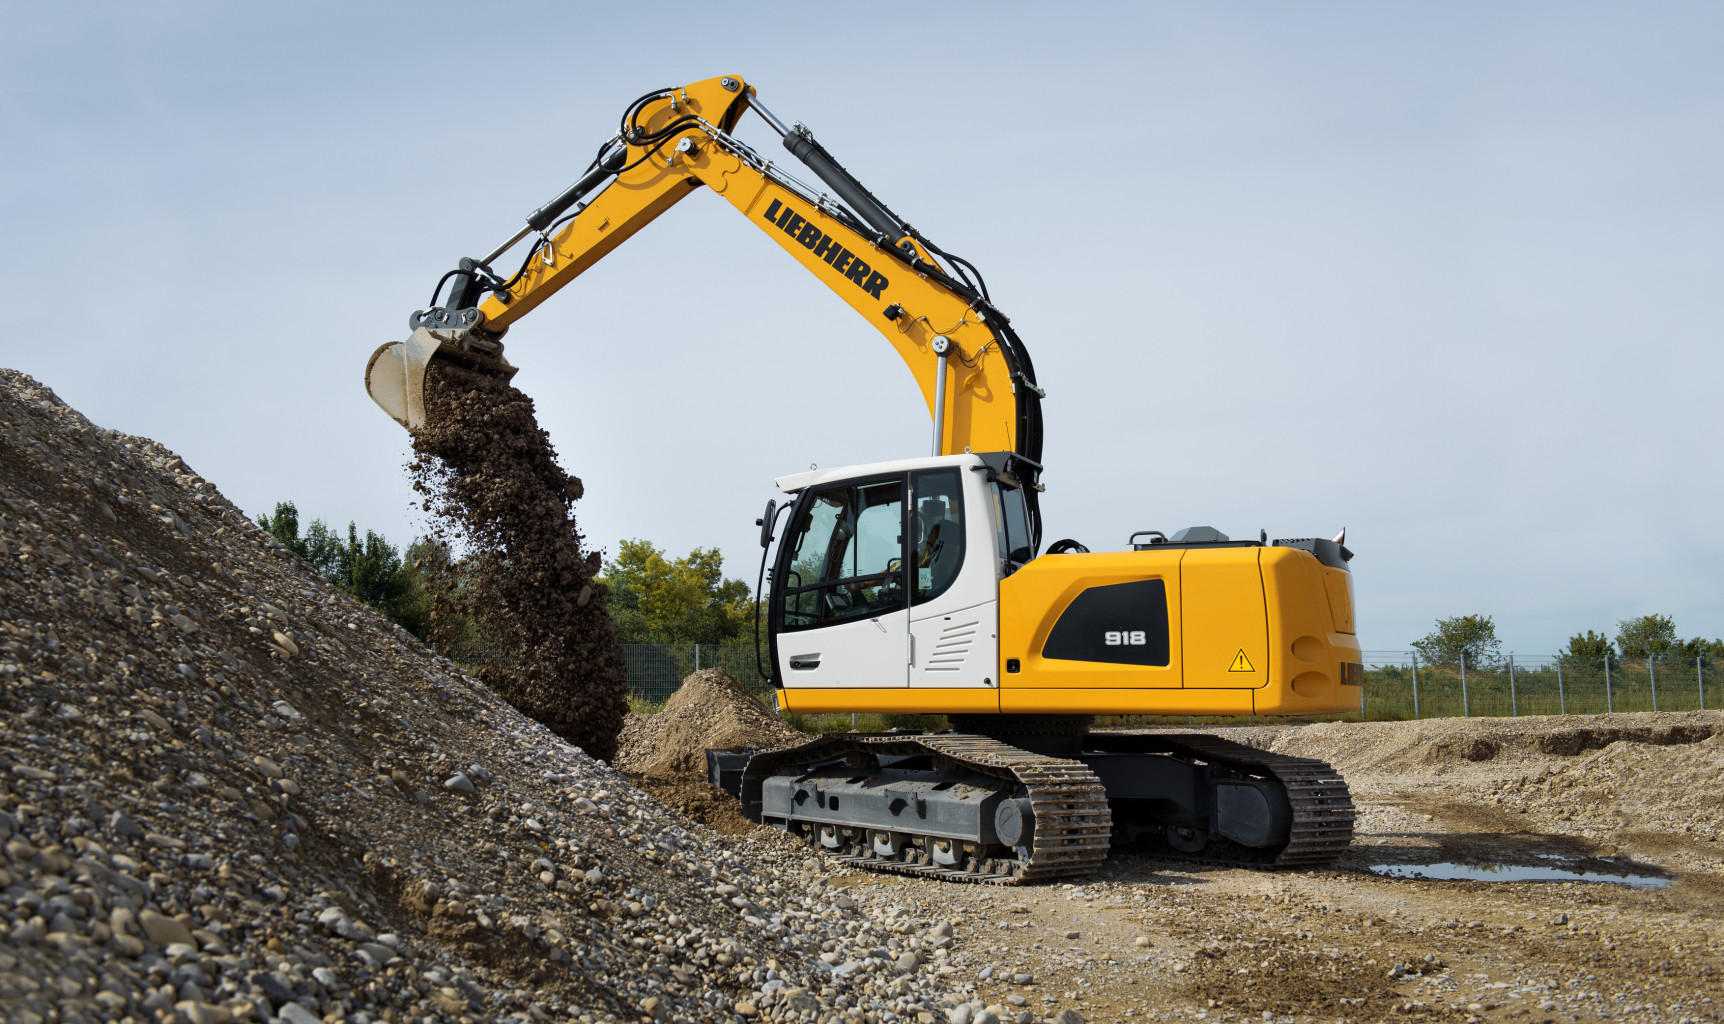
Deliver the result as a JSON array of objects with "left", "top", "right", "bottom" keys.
[{"left": 791, "top": 715, "right": 1724, "bottom": 1024}]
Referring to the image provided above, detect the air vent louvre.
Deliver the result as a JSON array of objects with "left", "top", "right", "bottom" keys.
[{"left": 924, "top": 618, "right": 979, "bottom": 671}]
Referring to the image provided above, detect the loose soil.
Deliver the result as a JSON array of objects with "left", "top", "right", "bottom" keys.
[
  {"left": 615, "top": 669, "right": 805, "bottom": 781},
  {"left": 615, "top": 668, "right": 806, "bottom": 835},
  {"left": 409, "top": 360, "right": 627, "bottom": 763}
]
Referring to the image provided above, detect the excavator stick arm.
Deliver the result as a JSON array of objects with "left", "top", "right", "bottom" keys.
[{"left": 365, "top": 75, "right": 1043, "bottom": 478}]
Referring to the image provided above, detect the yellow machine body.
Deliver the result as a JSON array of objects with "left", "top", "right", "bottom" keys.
[
  {"left": 776, "top": 546, "right": 1360, "bottom": 716},
  {"left": 366, "top": 74, "right": 1363, "bottom": 726},
  {"left": 997, "top": 546, "right": 1360, "bottom": 715}
]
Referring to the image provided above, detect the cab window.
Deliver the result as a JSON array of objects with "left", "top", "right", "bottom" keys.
[
  {"left": 991, "top": 480, "right": 1033, "bottom": 574},
  {"left": 912, "top": 469, "right": 965, "bottom": 603},
  {"left": 779, "top": 478, "right": 905, "bottom": 631}
]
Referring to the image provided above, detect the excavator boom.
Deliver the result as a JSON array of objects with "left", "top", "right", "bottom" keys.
[{"left": 367, "top": 75, "right": 1042, "bottom": 483}]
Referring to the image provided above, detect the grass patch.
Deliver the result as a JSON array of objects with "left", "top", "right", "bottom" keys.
[
  {"left": 626, "top": 693, "right": 669, "bottom": 716},
  {"left": 782, "top": 712, "right": 950, "bottom": 735}
]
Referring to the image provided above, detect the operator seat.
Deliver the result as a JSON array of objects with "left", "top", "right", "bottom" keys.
[{"left": 918, "top": 497, "right": 961, "bottom": 595}]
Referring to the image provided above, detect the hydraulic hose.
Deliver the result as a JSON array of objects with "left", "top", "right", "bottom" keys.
[{"left": 526, "top": 147, "right": 628, "bottom": 233}]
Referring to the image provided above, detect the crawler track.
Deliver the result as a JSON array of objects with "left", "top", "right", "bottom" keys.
[
  {"left": 740, "top": 733, "right": 1112, "bottom": 884},
  {"left": 739, "top": 730, "right": 1353, "bottom": 883},
  {"left": 1090, "top": 732, "right": 1356, "bottom": 868}
]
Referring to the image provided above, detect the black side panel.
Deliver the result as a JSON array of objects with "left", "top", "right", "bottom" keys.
[
  {"left": 1271, "top": 537, "right": 1353, "bottom": 568},
  {"left": 1041, "top": 579, "right": 1170, "bottom": 666}
]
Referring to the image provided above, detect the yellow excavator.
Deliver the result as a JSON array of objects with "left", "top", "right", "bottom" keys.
[{"left": 366, "top": 75, "right": 1360, "bottom": 883}]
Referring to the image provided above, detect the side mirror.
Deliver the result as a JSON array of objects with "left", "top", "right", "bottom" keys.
[{"left": 758, "top": 499, "right": 777, "bottom": 548}]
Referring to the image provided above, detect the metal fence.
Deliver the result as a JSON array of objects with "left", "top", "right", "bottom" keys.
[
  {"left": 619, "top": 644, "right": 772, "bottom": 706},
  {"left": 436, "top": 641, "right": 1718, "bottom": 721},
  {"left": 1360, "top": 650, "right": 1718, "bottom": 719},
  {"left": 435, "top": 641, "right": 773, "bottom": 706}
]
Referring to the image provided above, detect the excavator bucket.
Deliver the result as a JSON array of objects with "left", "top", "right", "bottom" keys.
[{"left": 364, "top": 327, "right": 517, "bottom": 431}]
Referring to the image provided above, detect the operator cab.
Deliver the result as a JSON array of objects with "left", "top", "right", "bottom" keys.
[{"left": 762, "top": 453, "right": 1031, "bottom": 691}]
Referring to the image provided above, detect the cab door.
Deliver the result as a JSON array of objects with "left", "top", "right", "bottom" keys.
[
  {"left": 774, "top": 475, "right": 909, "bottom": 688},
  {"left": 907, "top": 467, "right": 999, "bottom": 688}
]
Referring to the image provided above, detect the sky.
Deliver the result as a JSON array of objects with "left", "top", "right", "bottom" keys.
[{"left": 3, "top": 1, "right": 1720, "bottom": 655}]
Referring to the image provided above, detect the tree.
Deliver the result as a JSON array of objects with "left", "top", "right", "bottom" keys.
[
  {"left": 257, "top": 500, "right": 431, "bottom": 638},
  {"left": 1412, "top": 614, "right": 1501, "bottom": 667},
  {"left": 1672, "top": 636, "right": 1724, "bottom": 661},
  {"left": 1563, "top": 630, "right": 1613, "bottom": 662},
  {"left": 599, "top": 539, "right": 753, "bottom": 644},
  {"left": 257, "top": 501, "right": 308, "bottom": 558},
  {"left": 1615, "top": 614, "right": 1677, "bottom": 658}
]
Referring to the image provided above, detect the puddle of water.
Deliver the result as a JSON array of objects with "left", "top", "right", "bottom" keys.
[{"left": 1369, "top": 861, "right": 1670, "bottom": 888}]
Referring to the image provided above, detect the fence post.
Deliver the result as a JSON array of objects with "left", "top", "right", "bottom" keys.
[
  {"left": 1508, "top": 654, "right": 1518, "bottom": 716},
  {"left": 1410, "top": 652, "right": 1420, "bottom": 720},
  {"left": 1701, "top": 655, "right": 1707, "bottom": 711},
  {"left": 1649, "top": 654, "right": 1658, "bottom": 712},
  {"left": 695, "top": 643, "right": 701, "bottom": 672},
  {"left": 1556, "top": 656, "right": 1566, "bottom": 715},
  {"left": 1460, "top": 651, "right": 1469, "bottom": 717},
  {"left": 1604, "top": 650, "right": 1613, "bottom": 714}
]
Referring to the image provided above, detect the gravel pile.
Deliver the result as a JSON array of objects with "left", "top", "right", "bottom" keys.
[{"left": 0, "top": 370, "right": 984, "bottom": 1024}]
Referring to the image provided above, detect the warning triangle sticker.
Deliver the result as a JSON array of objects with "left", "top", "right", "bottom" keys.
[{"left": 1228, "top": 649, "right": 1256, "bottom": 673}]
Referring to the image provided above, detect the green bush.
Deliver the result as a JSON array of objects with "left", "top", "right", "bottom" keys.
[{"left": 257, "top": 500, "right": 431, "bottom": 637}]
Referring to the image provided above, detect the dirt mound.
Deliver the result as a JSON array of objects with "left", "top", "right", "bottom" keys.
[
  {"left": 1532, "top": 719, "right": 1719, "bottom": 756},
  {"left": 0, "top": 368, "right": 962, "bottom": 1024},
  {"left": 634, "top": 777, "right": 761, "bottom": 836},
  {"left": 614, "top": 669, "right": 806, "bottom": 833},
  {"left": 1201, "top": 711, "right": 1724, "bottom": 875},
  {"left": 615, "top": 668, "right": 806, "bottom": 780},
  {"left": 1471, "top": 727, "right": 1724, "bottom": 847},
  {"left": 1240, "top": 711, "right": 1724, "bottom": 774},
  {"left": 1425, "top": 732, "right": 1502, "bottom": 762},
  {"left": 409, "top": 360, "right": 627, "bottom": 763}
]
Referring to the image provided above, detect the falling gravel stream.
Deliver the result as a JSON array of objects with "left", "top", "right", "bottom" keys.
[{"left": 409, "top": 360, "right": 628, "bottom": 763}]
